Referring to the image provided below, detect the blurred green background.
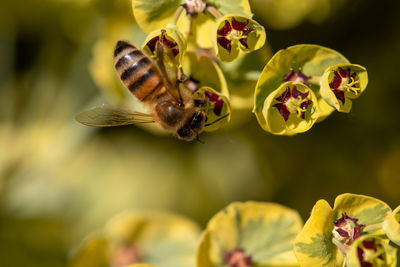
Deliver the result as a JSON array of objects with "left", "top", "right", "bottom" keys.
[{"left": 1, "top": 0, "right": 400, "bottom": 266}]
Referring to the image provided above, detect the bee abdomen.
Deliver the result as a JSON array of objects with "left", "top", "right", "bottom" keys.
[{"left": 114, "top": 40, "right": 164, "bottom": 102}]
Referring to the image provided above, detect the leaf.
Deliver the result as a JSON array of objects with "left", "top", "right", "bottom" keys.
[
  {"left": 383, "top": 205, "right": 400, "bottom": 246},
  {"left": 320, "top": 64, "right": 368, "bottom": 113},
  {"left": 254, "top": 44, "right": 350, "bottom": 130},
  {"left": 197, "top": 201, "right": 303, "bottom": 266}
]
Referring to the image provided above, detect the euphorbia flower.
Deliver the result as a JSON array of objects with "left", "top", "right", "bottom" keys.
[
  {"left": 328, "top": 67, "right": 359, "bottom": 105},
  {"left": 272, "top": 84, "right": 313, "bottom": 121},
  {"left": 254, "top": 44, "right": 353, "bottom": 135},
  {"left": 213, "top": 15, "right": 265, "bottom": 62},
  {"left": 146, "top": 29, "right": 179, "bottom": 57},
  {"left": 294, "top": 193, "right": 392, "bottom": 266},
  {"left": 197, "top": 201, "right": 303, "bottom": 267},
  {"left": 216, "top": 17, "right": 254, "bottom": 53},
  {"left": 320, "top": 63, "right": 368, "bottom": 112},
  {"left": 260, "top": 82, "right": 320, "bottom": 135}
]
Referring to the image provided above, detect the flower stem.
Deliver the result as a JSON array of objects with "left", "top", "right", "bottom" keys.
[
  {"left": 172, "top": 6, "right": 184, "bottom": 24},
  {"left": 206, "top": 5, "right": 222, "bottom": 19}
]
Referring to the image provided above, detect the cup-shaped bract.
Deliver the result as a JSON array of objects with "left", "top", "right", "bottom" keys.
[
  {"left": 320, "top": 63, "right": 368, "bottom": 113},
  {"left": 212, "top": 14, "right": 265, "bottom": 62},
  {"left": 346, "top": 235, "right": 397, "bottom": 267},
  {"left": 193, "top": 87, "right": 231, "bottom": 132},
  {"left": 197, "top": 201, "right": 303, "bottom": 267},
  {"left": 254, "top": 44, "right": 351, "bottom": 134},
  {"left": 143, "top": 24, "right": 187, "bottom": 85},
  {"left": 182, "top": 51, "right": 230, "bottom": 132},
  {"left": 294, "top": 193, "right": 392, "bottom": 267},
  {"left": 70, "top": 211, "right": 201, "bottom": 267},
  {"left": 262, "top": 81, "right": 320, "bottom": 135},
  {"left": 383, "top": 205, "right": 400, "bottom": 246},
  {"left": 182, "top": 51, "right": 229, "bottom": 97},
  {"left": 132, "top": 0, "right": 252, "bottom": 48}
]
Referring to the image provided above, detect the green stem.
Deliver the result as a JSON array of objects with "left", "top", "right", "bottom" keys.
[
  {"left": 206, "top": 5, "right": 223, "bottom": 19},
  {"left": 172, "top": 6, "right": 184, "bottom": 24}
]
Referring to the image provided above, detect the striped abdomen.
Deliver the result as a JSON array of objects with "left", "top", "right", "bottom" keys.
[{"left": 114, "top": 40, "right": 164, "bottom": 102}]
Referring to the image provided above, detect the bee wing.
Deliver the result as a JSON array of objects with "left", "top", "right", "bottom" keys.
[{"left": 75, "top": 104, "right": 154, "bottom": 127}]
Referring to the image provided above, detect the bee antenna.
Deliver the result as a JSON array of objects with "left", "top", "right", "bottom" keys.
[{"left": 204, "top": 113, "right": 230, "bottom": 127}]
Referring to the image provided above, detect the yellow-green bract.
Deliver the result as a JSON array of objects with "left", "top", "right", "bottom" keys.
[
  {"left": 197, "top": 201, "right": 303, "bottom": 267},
  {"left": 320, "top": 63, "right": 368, "bottom": 113}
]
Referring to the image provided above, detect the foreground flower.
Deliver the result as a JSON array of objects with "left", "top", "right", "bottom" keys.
[
  {"left": 320, "top": 64, "right": 368, "bottom": 112},
  {"left": 294, "top": 193, "right": 392, "bottom": 266},
  {"left": 197, "top": 201, "right": 303, "bottom": 267},
  {"left": 261, "top": 81, "right": 319, "bottom": 135},
  {"left": 70, "top": 211, "right": 201, "bottom": 267}
]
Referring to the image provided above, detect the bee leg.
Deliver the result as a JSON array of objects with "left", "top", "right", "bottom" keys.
[
  {"left": 196, "top": 134, "right": 205, "bottom": 144},
  {"left": 155, "top": 41, "right": 184, "bottom": 106}
]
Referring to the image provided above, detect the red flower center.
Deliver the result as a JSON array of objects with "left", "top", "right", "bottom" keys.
[
  {"left": 329, "top": 67, "right": 360, "bottom": 104},
  {"left": 217, "top": 17, "right": 255, "bottom": 53},
  {"left": 332, "top": 212, "right": 365, "bottom": 246},
  {"left": 272, "top": 85, "right": 312, "bottom": 122},
  {"left": 224, "top": 248, "right": 252, "bottom": 267}
]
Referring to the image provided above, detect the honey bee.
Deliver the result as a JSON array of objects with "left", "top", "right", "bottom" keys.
[{"left": 76, "top": 40, "right": 227, "bottom": 141}]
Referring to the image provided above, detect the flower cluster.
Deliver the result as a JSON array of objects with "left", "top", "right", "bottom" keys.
[
  {"left": 70, "top": 194, "right": 399, "bottom": 267},
  {"left": 254, "top": 45, "right": 368, "bottom": 135},
  {"left": 294, "top": 194, "right": 399, "bottom": 267}
]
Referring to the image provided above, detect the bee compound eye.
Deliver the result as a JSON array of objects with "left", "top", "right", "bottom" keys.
[{"left": 190, "top": 112, "right": 205, "bottom": 130}]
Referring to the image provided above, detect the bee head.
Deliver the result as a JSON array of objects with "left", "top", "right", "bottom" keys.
[{"left": 177, "top": 111, "right": 205, "bottom": 141}]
